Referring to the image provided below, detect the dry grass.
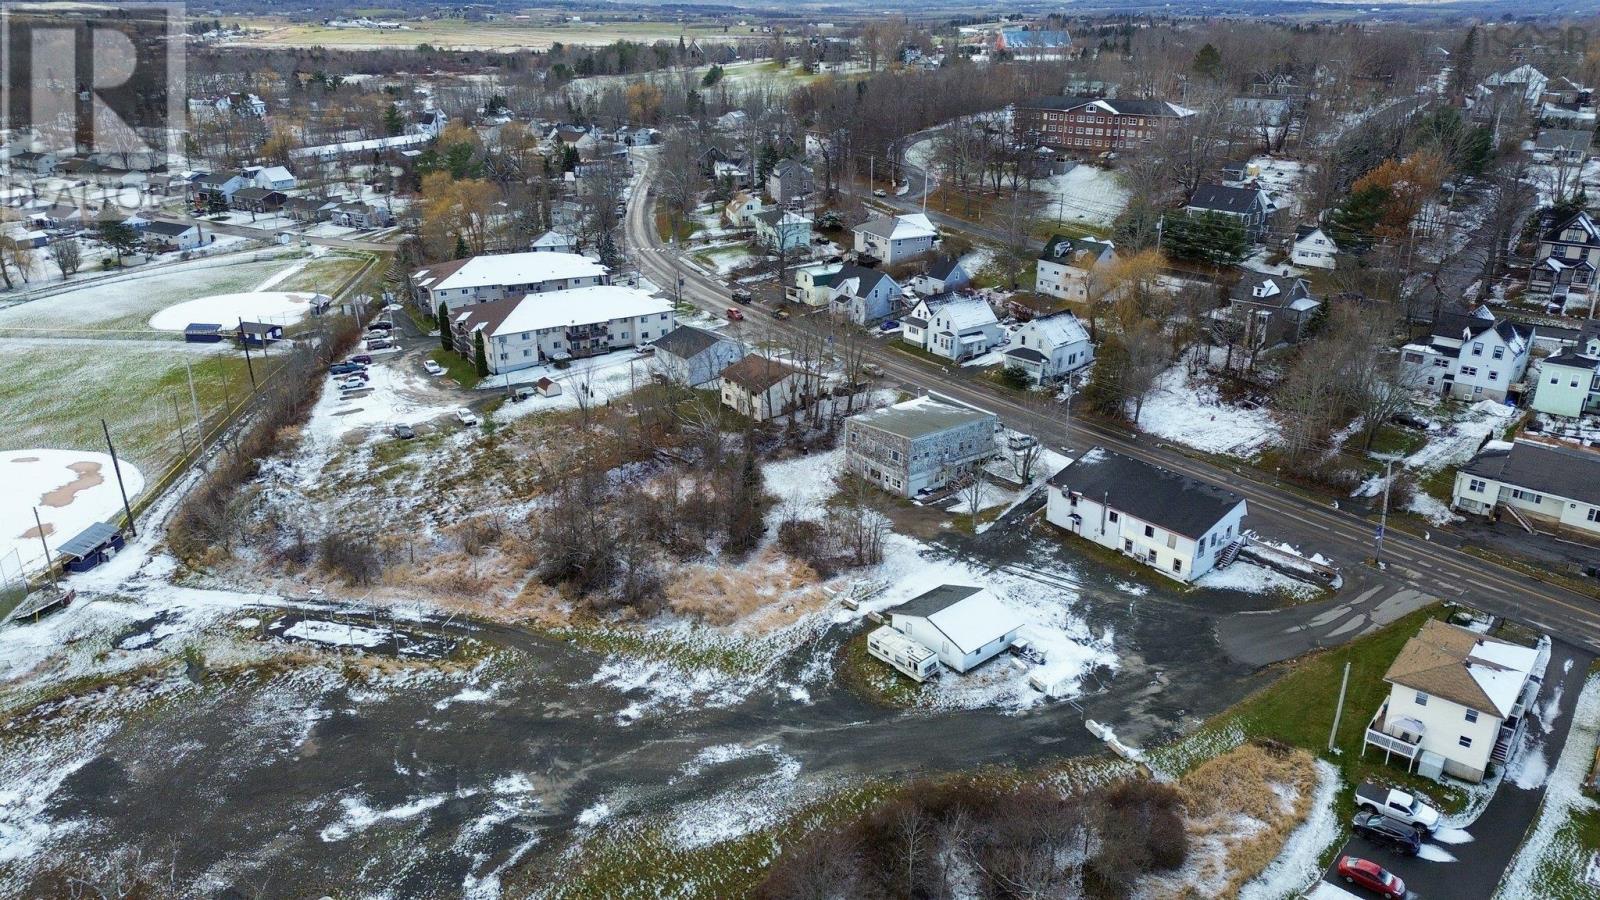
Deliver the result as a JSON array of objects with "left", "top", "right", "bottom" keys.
[
  {"left": 1142, "top": 742, "right": 1318, "bottom": 899},
  {"left": 663, "top": 549, "right": 825, "bottom": 627}
]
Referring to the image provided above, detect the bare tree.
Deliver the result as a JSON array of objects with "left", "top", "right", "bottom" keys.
[{"left": 53, "top": 237, "right": 82, "bottom": 278}]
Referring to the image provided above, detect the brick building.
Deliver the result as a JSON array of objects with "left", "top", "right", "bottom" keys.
[{"left": 1014, "top": 96, "right": 1194, "bottom": 153}]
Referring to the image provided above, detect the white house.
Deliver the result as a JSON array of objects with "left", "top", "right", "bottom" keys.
[
  {"left": 142, "top": 220, "right": 202, "bottom": 251},
  {"left": 1365, "top": 619, "right": 1545, "bottom": 783},
  {"left": 1452, "top": 439, "right": 1600, "bottom": 540},
  {"left": 1529, "top": 327, "right": 1600, "bottom": 418},
  {"left": 1045, "top": 447, "right": 1248, "bottom": 583},
  {"left": 888, "top": 585, "right": 1024, "bottom": 674},
  {"left": 786, "top": 262, "right": 844, "bottom": 306},
  {"left": 251, "top": 165, "right": 297, "bottom": 191},
  {"left": 718, "top": 355, "right": 815, "bottom": 422},
  {"left": 901, "top": 295, "right": 1003, "bottom": 362},
  {"left": 910, "top": 256, "right": 972, "bottom": 297},
  {"left": 450, "top": 285, "right": 674, "bottom": 374},
  {"left": 652, "top": 324, "right": 746, "bottom": 387},
  {"left": 853, "top": 213, "right": 938, "bottom": 266},
  {"left": 530, "top": 230, "right": 576, "bottom": 253},
  {"left": 414, "top": 252, "right": 609, "bottom": 313},
  {"left": 753, "top": 209, "right": 812, "bottom": 252},
  {"left": 1400, "top": 306, "right": 1533, "bottom": 403},
  {"left": 1001, "top": 312, "right": 1094, "bottom": 384},
  {"left": 1036, "top": 235, "right": 1114, "bottom": 302},
  {"left": 829, "top": 264, "right": 901, "bottom": 325},
  {"left": 723, "top": 191, "right": 763, "bottom": 228},
  {"left": 1291, "top": 224, "right": 1339, "bottom": 270}
]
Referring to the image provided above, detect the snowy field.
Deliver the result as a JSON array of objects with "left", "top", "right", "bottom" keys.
[
  {"left": 0, "top": 449, "right": 144, "bottom": 572},
  {"left": 0, "top": 253, "right": 302, "bottom": 331},
  {"left": 1138, "top": 363, "right": 1280, "bottom": 458},
  {"left": 1351, "top": 399, "right": 1515, "bottom": 525},
  {"left": 149, "top": 290, "right": 323, "bottom": 331},
  {"left": 1038, "top": 163, "right": 1130, "bottom": 229}
]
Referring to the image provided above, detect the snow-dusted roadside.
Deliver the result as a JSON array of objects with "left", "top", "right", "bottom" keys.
[
  {"left": 1238, "top": 760, "right": 1342, "bottom": 900},
  {"left": 1495, "top": 672, "right": 1600, "bottom": 899}
]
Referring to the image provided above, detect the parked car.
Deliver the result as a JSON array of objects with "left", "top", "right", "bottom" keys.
[
  {"left": 1356, "top": 782, "right": 1440, "bottom": 832},
  {"left": 725, "top": 307, "right": 745, "bottom": 321},
  {"left": 366, "top": 339, "right": 393, "bottom": 350},
  {"left": 349, "top": 354, "right": 373, "bottom": 365},
  {"left": 1336, "top": 856, "right": 1406, "bottom": 899},
  {"left": 391, "top": 424, "right": 416, "bottom": 440},
  {"left": 731, "top": 289, "right": 753, "bottom": 304},
  {"left": 338, "top": 377, "right": 367, "bottom": 390},
  {"left": 1351, "top": 811, "right": 1422, "bottom": 856},
  {"left": 367, "top": 321, "right": 393, "bottom": 332},
  {"left": 878, "top": 319, "right": 899, "bottom": 332},
  {"left": 454, "top": 408, "right": 480, "bottom": 427},
  {"left": 423, "top": 360, "right": 444, "bottom": 376},
  {"left": 329, "top": 363, "right": 361, "bottom": 375},
  {"left": 873, "top": 188, "right": 887, "bottom": 198}
]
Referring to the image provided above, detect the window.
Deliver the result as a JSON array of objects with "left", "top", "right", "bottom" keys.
[
  {"left": 1489, "top": 371, "right": 1499, "bottom": 382},
  {"left": 1465, "top": 709, "right": 1479, "bottom": 723},
  {"left": 1415, "top": 691, "right": 1429, "bottom": 706},
  {"left": 1468, "top": 479, "right": 1486, "bottom": 493},
  {"left": 1461, "top": 366, "right": 1478, "bottom": 377},
  {"left": 1493, "top": 346, "right": 1505, "bottom": 360},
  {"left": 1108, "top": 511, "right": 1120, "bottom": 523},
  {"left": 1172, "top": 558, "right": 1182, "bottom": 573},
  {"left": 1144, "top": 525, "right": 1155, "bottom": 538},
  {"left": 1589, "top": 508, "right": 1599, "bottom": 523},
  {"left": 1458, "top": 735, "right": 1473, "bottom": 749},
  {"left": 1472, "top": 342, "right": 1484, "bottom": 356}
]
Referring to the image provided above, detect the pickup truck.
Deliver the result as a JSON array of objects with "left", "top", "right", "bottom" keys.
[{"left": 1355, "top": 782, "right": 1440, "bottom": 832}]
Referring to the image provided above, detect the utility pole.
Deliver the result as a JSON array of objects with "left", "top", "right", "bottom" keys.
[
  {"left": 32, "top": 508, "right": 55, "bottom": 588},
  {"left": 238, "top": 318, "right": 258, "bottom": 390},
  {"left": 1328, "top": 660, "right": 1351, "bottom": 752},
  {"left": 184, "top": 359, "right": 201, "bottom": 438},
  {"left": 171, "top": 393, "right": 188, "bottom": 456},
  {"left": 1374, "top": 454, "right": 1401, "bottom": 566},
  {"left": 101, "top": 418, "right": 137, "bottom": 538}
]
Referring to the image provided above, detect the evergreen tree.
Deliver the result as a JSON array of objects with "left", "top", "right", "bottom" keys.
[
  {"left": 438, "top": 302, "right": 452, "bottom": 351},
  {"left": 97, "top": 221, "right": 139, "bottom": 267},
  {"left": 1327, "top": 184, "right": 1390, "bottom": 254},
  {"left": 597, "top": 231, "right": 622, "bottom": 269},
  {"left": 1449, "top": 26, "right": 1478, "bottom": 98},
  {"left": 724, "top": 430, "right": 766, "bottom": 555},
  {"left": 1191, "top": 43, "right": 1222, "bottom": 80},
  {"left": 473, "top": 330, "right": 489, "bottom": 378},
  {"left": 454, "top": 233, "right": 470, "bottom": 259},
  {"left": 383, "top": 103, "right": 405, "bottom": 137},
  {"left": 701, "top": 64, "right": 723, "bottom": 88},
  {"left": 1084, "top": 335, "right": 1130, "bottom": 417},
  {"left": 1161, "top": 210, "right": 1249, "bottom": 266}
]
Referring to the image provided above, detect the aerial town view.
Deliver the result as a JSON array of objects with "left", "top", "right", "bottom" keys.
[{"left": 1, "top": 0, "right": 1599, "bottom": 897}]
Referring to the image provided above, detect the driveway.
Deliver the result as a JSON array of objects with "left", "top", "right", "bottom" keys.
[
  {"left": 1217, "top": 572, "right": 1438, "bottom": 667},
  {"left": 1320, "top": 639, "right": 1595, "bottom": 899}
]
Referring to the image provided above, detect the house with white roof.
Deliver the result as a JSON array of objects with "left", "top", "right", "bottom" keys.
[
  {"left": 250, "top": 165, "right": 297, "bottom": 191},
  {"left": 448, "top": 284, "right": 674, "bottom": 374},
  {"left": 413, "top": 252, "right": 609, "bottom": 314},
  {"left": 1001, "top": 312, "right": 1094, "bottom": 384},
  {"left": 1364, "top": 619, "right": 1546, "bottom": 783},
  {"left": 787, "top": 262, "right": 844, "bottom": 306},
  {"left": 1452, "top": 439, "right": 1600, "bottom": 540},
  {"left": 901, "top": 295, "right": 1002, "bottom": 362},
  {"left": 1400, "top": 305, "right": 1533, "bottom": 403},
  {"left": 1291, "top": 224, "right": 1339, "bottom": 270},
  {"left": 1045, "top": 447, "right": 1248, "bottom": 583},
  {"left": 530, "top": 230, "right": 576, "bottom": 253},
  {"left": 853, "top": 212, "right": 938, "bottom": 266},
  {"left": 888, "top": 585, "right": 1024, "bottom": 673}
]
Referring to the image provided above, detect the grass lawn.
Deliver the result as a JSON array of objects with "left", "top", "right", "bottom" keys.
[
  {"left": 1365, "top": 425, "right": 1429, "bottom": 458},
  {"left": 1185, "top": 604, "right": 1471, "bottom": 820},
  {"left": 431, "top": 348, "right": 482, "bottom": 390},
  {"left": 0, "top": 257, "right": 298, "bottom": 332},
  {"left": 271, "top": 253, "right": 371, "bottom": 295}
]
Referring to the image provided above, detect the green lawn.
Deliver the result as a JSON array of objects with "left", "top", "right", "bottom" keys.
[{"left": 432, "top": 346, "right": 482, "bottom": 390}]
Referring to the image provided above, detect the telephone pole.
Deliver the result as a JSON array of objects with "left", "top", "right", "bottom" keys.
[
  {"left": 1374, "top": 454, "right": 1402, "bottom": 566},
  {"left": 101, "top": 419, "right": 137, "bottom": 538}
]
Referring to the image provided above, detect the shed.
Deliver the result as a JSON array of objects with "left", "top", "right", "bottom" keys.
[
  {"left": 888, "top": 585, "right": 1024, "bottom": 673},
  {"left": 57, "top": 522, "right": 125, "bottom": 573},
  {"left": 535, "top": 376, "right": 562, "bottom": 397},
  {"left": 184, "top": 322, "right": 224, "bottom": 343},
  {"left": 237, "top": 322, "right": 283, "bottom": 345}
]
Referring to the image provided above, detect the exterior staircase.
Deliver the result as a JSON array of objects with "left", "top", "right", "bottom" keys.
[{"left": 1217, "top": 539, "right": 1245, "bottom": 569}]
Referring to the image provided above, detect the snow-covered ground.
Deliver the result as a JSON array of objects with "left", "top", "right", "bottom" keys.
[
  {"left": 0, "top": 449, "right": 144, "bottom": 574},
  {"left": 481, "top": 349, "right": 657, "bottom": 420},
  {"left": 1351, "top": 398, "right": 1514, "bottom": 525},
  {"left": 1238, "top": 760, "right": 1342, "bottom": 900},
  {"left": 1038, "top": 163, "right": 1130, "bottom": 228},
  {"left": 302, "top": 360, "right": 461, "bottom": 448},
  {"left": 1496, "top": 673, "right": 1600, "bottom": 899},
  {"left": 0, "top": 253, "right": 300, "bottom": 330},
  {"left": 148, "top": 290, "right": 323, "bottom": 331},
  {"left": 1197, "top": 560, "right": 1321, "bottom": 600},
  {"left": 1138, "top": 363, "right": 1280, "bottom": 458}
]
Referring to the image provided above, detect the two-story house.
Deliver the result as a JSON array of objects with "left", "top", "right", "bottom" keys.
[
  {"left": 1036, "top": 234, "right": 1115, "bottom": 302},
  {"left": 723, "top": 191, "right": 763, "bottom": 228},
  {"left": 1045, "top": 447, "right": 1248, "bottom": 583},
  {"left": 829, "top": 264, "right": 901, "bottom": 325},
  {"left": 1401, "top": 306, "right": 1534, "bottom": 403},
  {"left": 1291, "top": 224, "right": 1339, "bottom": 270},
  {"left": 1530, "top": 325, "right": 1600, "bottom": 418},
  {"left": 910, "top": 256, "right": 972, "bottom": 297},
  {"left": 652, "top": 324, "right": 746, "bottom": 387},
  {"left": 1227, "top": 272, "right": 1321, "bottom": 348},
  {"left": 752, "top": 209, "right": 812, "bottom": 252},
  {"left": 786, "top": 262, "right": 844, "bottom": 307},
  {"left": 719, "top": 355, "right": 817, "bottom": 422},
  {"left": 844, "top": 397, "right": 997, "bottom": 498},
  {"left": 765, "top": 159, "right": 814, "bottom": 205},
  {"left": 1365, "top": 619, "right": 1545, "bottom": 783},
  {"left": 1452, "top": 439, "right": 1600, "bottom": 540},
  {"left": 1001, "top": 311, "right": 1095, "bottom": 384},
  {"left": 1185, "top": 184, "right": 1272, "bottom": 244},
  {"left": 900, "top": 295, "right": 1003, "bottom": 362},
  {"left": 1530, "top": 211, "right": 1600, "bottom": 315},
  {"left": 853, "top": 213, "right": 938, "bottom": 266}
]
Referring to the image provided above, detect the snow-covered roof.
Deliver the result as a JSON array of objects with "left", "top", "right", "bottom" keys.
[
  {"left": 415, "top": 252, "right": 606, "bottom": 292},
  {"left": 892, "top": 586, "right": 1024, "bottom": 656},
  {"left": 1019, "top": 311, "right": 1089, "bottom": 348},
  {"left": 486, "top": 285, "right": 670, "bottom": 338},
  {"left": 932, "top": 297, "right": 998, "bottom": 333},
  {"left": 1385, "top": 619, "right": 1543, "bottom": 718},
  {"left": 256, "top": 165, "right": 294, "bottom": 181},
  {"left": 855, "top": 212, "right": 937, "bottom": 241}
]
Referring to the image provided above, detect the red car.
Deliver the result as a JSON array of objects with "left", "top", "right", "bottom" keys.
[{"left": 1337, "top": 855, "right": 1406, "bottom": 898}]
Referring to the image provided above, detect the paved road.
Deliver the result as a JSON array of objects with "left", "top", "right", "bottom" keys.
[
  {"left": 1321, "top": 640, "right": 1594, "bottom": 900},
  {"left": 148, "top": 211, "right": 399, "bottom": 252},
  {"left": 625, "top": 149, "right": 1600, "bottom": 656}
]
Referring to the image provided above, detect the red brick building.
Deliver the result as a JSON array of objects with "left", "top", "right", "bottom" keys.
[{"left": 1014, "top": 96, "right": 1194, "bottom": 153}]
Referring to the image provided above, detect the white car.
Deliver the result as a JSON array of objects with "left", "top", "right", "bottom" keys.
[
  {"left": 423, "top": 360, "right": 445, "bottom": 376},
  {"left": 454, "top": 408, "right": 480, "bottom": 427},
  {"left": 339, "top": 377, "right": 367, "bottom": 391}
]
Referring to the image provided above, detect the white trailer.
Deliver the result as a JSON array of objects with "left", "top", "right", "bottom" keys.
[{"left": 868, "top": 625, "right": 939, "bottom": 682}]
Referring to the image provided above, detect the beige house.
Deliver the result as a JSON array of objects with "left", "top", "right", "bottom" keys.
[
  {"left": 1364, "top": 619, "right": 1545, "bottom": 783},
  {"left": 718, "top": 356, "right": 815, "bottom": 422}
]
